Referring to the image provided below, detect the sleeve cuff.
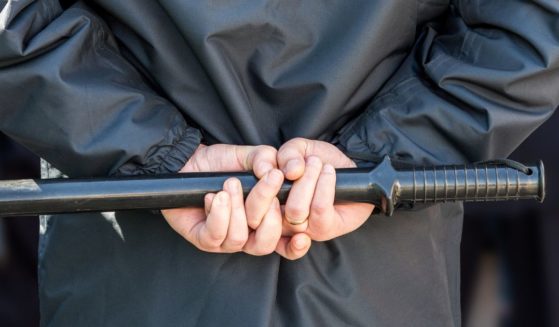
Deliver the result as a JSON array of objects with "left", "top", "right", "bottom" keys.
[{"left": 115, "top": 123, "right": 202, "bottom": 176}]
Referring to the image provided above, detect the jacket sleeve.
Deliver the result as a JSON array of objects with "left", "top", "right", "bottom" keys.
[
  {"left": 336, "top": 0, "right": 559, "bottom": 165},
  {"left": 0, "top": 0, "right": 202, "bottom": 177}
]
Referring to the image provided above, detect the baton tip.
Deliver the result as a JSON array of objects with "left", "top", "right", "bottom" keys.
[{"left": 538, "top": 160, "right": 545, "bottom": 203}]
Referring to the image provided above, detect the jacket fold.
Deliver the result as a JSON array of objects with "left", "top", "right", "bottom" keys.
[
  {"left": 338, "top": 0, "right": 559, "bottom": 165},
  {"left": 0, "top": 0, "right": 201, "bottom": 177}
]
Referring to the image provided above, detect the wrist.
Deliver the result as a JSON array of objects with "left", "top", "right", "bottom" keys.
[{"left": 180, "top": 144, "right": 207, "bottom": 173}]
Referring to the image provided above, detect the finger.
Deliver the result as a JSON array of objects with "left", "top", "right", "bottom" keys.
[
  {"left": 277, "top": 138, "right": 310, "bottom": 180},
  {"left": 204, "top": 193, "right": 215, "bottom": 216},
  {"left": 281, "top": 204, "right": 308, "bottom": 236},
  {"left": 251, "top": 145, "right": 278, "bottom": 178},
  {"left": 309, "top": 141, "right": 357, "bottom": 168},
  {"left": 245, "top": 169, "right": 284, "bottom": 229},
  {"left": 308, "top": 164, "right": 338, "bottom": 241},
  {"left": 275, "top": 233, "right": 312, "bottom": 260},
  {"left": 162, "top": 207, "right": 206, "bottom": 242},
  {"left": 284, "top": 156, "right": 322, "bottom": 225},
  {"left": 198, "top": 191, "right": 231, "bottom": 250},
  {"left": 221, "top": 178, "right": 249, "bottom": 252},
  {"left": 278, "top": 138, "right": 357, "bottom": 173},
  {"left": 235, "top": 145, "right": 277, "bottom": 178},
  {"left": 332, "top": 202, "right": 376, "bottom": 236},
  {"left": 244, "top": 197, "right": 282, "bottom": 256}
]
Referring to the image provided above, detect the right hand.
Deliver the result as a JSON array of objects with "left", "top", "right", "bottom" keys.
[
  {"left": 161, "top": 144, "right": 311, "bottom": 260},
  {"left": 276, "top": 138, "right": 375, "bottom": 242}
]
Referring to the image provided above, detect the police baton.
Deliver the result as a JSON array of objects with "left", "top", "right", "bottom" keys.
[{"left": 0, "top": 157, "right": 545, "bottom": 217}]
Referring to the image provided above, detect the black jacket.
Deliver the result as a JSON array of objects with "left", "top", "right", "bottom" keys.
[{"left": 1, "top": 0, "right": 558, "bottom": 326}]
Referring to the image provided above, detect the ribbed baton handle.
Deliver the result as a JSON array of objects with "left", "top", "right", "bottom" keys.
[{"left": 396, "top": 161, "right": 545, "bottom": 203}]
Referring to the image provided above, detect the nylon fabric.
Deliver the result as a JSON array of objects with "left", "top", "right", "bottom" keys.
[{"left": 1, "top": 0, "right": 558, "bottom": 326}]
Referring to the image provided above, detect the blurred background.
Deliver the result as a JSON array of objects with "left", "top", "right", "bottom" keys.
[
  {"left": 0, "top": 132, "right": 40, "bottom": 327},
  {"left": 0, "top": 111, "right": 557, "bottom": 327},
  {"left": 461, "top": 109, "right": 559, "bottom": 327}
]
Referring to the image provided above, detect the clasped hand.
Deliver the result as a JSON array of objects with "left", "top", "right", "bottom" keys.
[{"left": 162, "top": 138, "right": 374, "bottom": 260}]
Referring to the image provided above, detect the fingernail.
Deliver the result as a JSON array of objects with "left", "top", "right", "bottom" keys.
[
  {"left": 259, "top": 162, "right": 273, "bottom": 174},
  {"left": 226, "top": 179, "right": 239, "bottom": 194},
  {"left": 285, "top": 159, "right": 300, "bottom": 173},
  {"left": 266, "top": 169, "right": 283, "bottom": 185},
  {"left": 323, "top": 164, "right": 335, "bottom": 174},
  {"left": 293, "top": 237, "right": 308, "bottom": 250}
]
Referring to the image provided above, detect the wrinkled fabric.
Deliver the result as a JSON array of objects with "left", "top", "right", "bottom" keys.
[
  {"left": 1, "top": 0, "right": 558, "bottom": 326},
  {"left": 0, "top": 0, "right": 201, "bottom": 177}
]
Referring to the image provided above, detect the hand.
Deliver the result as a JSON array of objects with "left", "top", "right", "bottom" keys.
[
  {"left": 277, "top": 138, "right": 375, "bottom": 241},
  {"left": 162, "top": 144, "right": 311, "bottom": 259}
]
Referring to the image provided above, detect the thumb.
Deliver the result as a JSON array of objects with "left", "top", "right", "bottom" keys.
[
  {"left": 235, "top": 145, "right": 278, "bottom": 178},
  {"left": 277, "top": 138, "right": 310, "bottom": 180},
  {"left": 275, "top": 233, "right": 312, "bottom": 260}
]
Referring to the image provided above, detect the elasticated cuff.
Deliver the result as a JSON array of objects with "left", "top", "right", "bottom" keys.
[{"left": 115, "top": 122, "right": 202, "bottom": 176}]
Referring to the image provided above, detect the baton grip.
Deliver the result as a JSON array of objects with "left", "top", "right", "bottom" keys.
[{"left": 395, "top": 161, "right": 545, "bottom": 204}]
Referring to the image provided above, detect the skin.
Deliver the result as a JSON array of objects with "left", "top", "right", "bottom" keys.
[
  {"left": 277, "top": 138, "right": 375, "bottom": 242},
  {"left": 161, "top": 144, "right": 312, "bottom": 260},
  {"left": 161, "top": 138, "right": 375, "bottom": 260}
]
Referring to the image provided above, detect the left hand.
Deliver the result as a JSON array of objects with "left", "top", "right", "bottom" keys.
[
  {"left": 277, "top": 138, "right": 375, "bottom": 242},
  {"left": 162, "top": 144, "right": 311, "bottom": 260}
]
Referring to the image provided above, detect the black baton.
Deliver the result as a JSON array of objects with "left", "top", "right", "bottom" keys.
[{"left": 0, "top": 157, "right": 545, "bottom": 217}]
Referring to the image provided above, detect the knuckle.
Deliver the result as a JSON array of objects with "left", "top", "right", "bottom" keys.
[
  {"left": 207, "top": 230, "right": 227, "bottom": 244},
  {"left": 226, "top": 242, "right": 245, "bottom": 252},
  {"left": 226, "top": 235, "right": 248, "bottom": 249},
  {"left": 246, "top": 215, "right": 261, "bottom": 229},
  {"left": 253, "top": 184, "right": 274, "bottom": 201},
  {"left": 290, "top": 137, "right": 306, "bottom": 145},
  {"left": 223, "top": 244, "right": 243, "bottom": 253},
  {"left": 279, "top": 138, "right": 301, "bottom": 152},
  {"left": 310, "top": 202, "right": 329, "bottom": 217},
  {"left": 197, "top": 239, "right": 220, "bottom": 252},
  {"left": 252, "top": 244, "right": 275, "bottom": 256}
]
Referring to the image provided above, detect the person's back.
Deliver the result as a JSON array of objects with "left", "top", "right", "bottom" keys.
[{"left": 1, "top": 1, "right": 558, "bottom": 326}]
